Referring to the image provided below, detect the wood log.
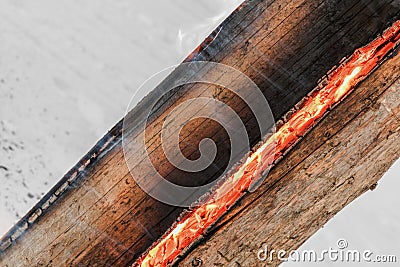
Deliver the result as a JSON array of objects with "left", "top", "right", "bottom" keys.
[
  {"left": 0, "top": 0, "right": 399, "bottom": 266},
  {"left": 178, "top": 45, "right": 400, "bottom": 267}
]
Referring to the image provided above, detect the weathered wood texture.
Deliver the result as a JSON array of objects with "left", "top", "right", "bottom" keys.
[
  {"left": 0, "top": 0, "right": 399, "bottom": 266},
  {"left": 179, "top": 47, "right": 400, "bottom": 267}
]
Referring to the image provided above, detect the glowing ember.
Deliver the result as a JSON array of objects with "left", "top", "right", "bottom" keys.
[{"left": 134, "top": 20, "right": 400, "bottom": 267}]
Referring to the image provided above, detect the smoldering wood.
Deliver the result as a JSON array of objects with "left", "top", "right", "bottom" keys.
[
  {"left": 178, "top": 47, "right": 400, "bottom": 267},
  {"left": 0, "top": 0, "right": 399, "bottom": 266}
]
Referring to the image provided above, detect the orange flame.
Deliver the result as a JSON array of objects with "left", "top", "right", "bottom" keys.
[{"left": 134, "top": 20, "right": 400, "bottom": 267}]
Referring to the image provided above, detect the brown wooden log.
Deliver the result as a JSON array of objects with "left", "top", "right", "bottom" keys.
[
  {"left": 0, "top": 0, "right": 399, "bottom": 266},
  {"left": 178, "top": 43, "right": 400, "bottom": 267}
]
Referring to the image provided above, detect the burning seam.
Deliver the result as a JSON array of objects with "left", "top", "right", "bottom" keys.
[{"left": 133, "top": 20, "right": 400, "bottom": 267}]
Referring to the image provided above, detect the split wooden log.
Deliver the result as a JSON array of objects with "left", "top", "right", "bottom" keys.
[
  {"left": 179, "top": 45, "right": 400, "bottom": 267},
  {"left": 0, "top": 0, "right": 399, "bottom": 266}
]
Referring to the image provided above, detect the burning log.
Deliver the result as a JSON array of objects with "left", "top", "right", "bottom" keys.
[
  {"left": 1, "top": 0, "right": 399, "bottom": 267},
  {"left": 178, "top": 32, "right": 400, "bottom": 267},
  {"left": 134, "top": 21, "right": 400, "bottom": 267}
]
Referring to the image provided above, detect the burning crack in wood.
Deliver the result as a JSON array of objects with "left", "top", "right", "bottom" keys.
[{"left": 132, "top": 20, "right": 400, "bottom": 267}]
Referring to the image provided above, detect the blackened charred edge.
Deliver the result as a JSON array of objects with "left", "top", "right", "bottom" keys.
[
  {"left": 182, "top": 0, "right": 255, "bottom": 63},
  {"left": 0, "top": 120, "right": 123, "bottom": 254}
]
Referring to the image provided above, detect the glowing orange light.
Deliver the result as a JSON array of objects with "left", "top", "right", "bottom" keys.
[{"left": 133, "top": 20, "right": 400, "bottom": 267}]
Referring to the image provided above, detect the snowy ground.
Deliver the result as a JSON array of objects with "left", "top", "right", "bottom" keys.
[{"left": 0, "top": 0, "right": 398, "bottom": 265}]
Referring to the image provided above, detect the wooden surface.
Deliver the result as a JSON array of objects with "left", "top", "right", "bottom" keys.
[
  {"left": 0, "top": 0, "right": 239, "bottom": 232},
  {"left": 0, "top": 0, "right": 399, "bottom": 266},
  {"left": 179, "top": 47, "right": 400, "bottom": 267}
]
